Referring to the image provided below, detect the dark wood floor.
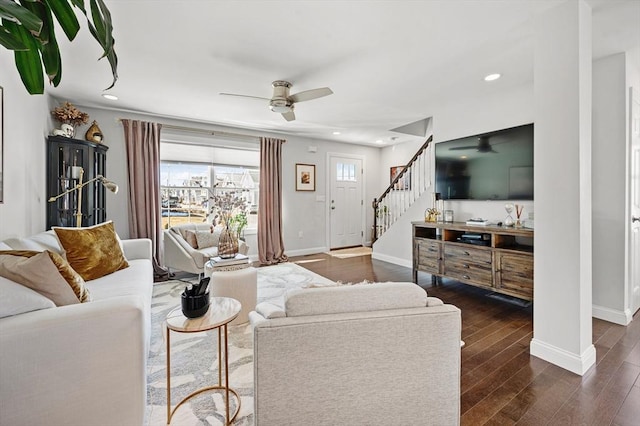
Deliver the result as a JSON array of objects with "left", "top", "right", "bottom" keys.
[{"left": 288, "top": 252, "right": 640, "bottom": 426}]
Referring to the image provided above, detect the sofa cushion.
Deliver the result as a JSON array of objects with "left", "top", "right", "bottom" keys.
[
  {"left": 0, "top": 250, "right": 90, "bottom": 305},
  {"left": 53, "top": 221, "right": 129, "bottom": 281},
  {"left": 195, "top": 229, "right": 221, "bottom": 249},
  {"left": 284, "top": 282, "right": 427, "bottom": 317},
  {"left": 184, "top": 230, "right": 198, "bottom": 249},
  {"left": 0, "top": 276, "right": 56, "bottom": 318}
]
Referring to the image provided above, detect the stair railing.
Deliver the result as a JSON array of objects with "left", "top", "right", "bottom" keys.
[{"left": 372, "top": 135, "right": 433, "bottom": 243}]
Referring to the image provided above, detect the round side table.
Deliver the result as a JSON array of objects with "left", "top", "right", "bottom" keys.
[{"left": 165, "top": 297, "right": 241, "bottom": 425}]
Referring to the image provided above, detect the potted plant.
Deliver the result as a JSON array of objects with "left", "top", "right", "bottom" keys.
[{"left": 0, "top": 0, "right": 118, "bottom": 95}]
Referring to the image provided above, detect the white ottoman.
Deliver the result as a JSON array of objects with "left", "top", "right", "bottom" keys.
[{"left": 207, "top": 266, "right": 257, "bottom": 325}]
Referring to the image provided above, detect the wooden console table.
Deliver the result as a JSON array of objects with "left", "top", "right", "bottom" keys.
[{"left": 412, "top": 221, "right": 534, "bottom": 300}]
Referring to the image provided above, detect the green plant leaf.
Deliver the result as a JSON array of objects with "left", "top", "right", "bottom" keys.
[
  {"left": 35, "top": 4, "right": 61, "bottom": 84},
  {"left": 43, "top": 0, "right": 79, "bottom": 41},
  {"left": 4, "top": 18, "right": 44, "bottom": 94},
  {"left": 79, "top": 0, "right": 117, "bottom": 89},
  {"left": 0, "top": 23, "right": 29, "bottom": 50},
  {"left": 0, "top": 0, "right": 42, "bottom": 35}
]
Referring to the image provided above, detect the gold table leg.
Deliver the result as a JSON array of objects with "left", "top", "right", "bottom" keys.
[{"left": 166, "top": 325, "right": 241, "bottom": 425}]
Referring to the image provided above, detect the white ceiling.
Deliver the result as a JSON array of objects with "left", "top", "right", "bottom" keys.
[{"left": 47, "top": 0, "right": 640, "bottom": 147}]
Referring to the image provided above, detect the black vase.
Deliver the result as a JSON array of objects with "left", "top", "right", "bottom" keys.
[{"left": 181, "top": 292, "right": 210, "bottom": 318}]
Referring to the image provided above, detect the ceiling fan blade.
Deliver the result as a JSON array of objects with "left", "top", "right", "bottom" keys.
[
  {"left": 449, "top": 146, "right": 477, "bottom": 151},
  {"left": 219, "top": 93, "right": 270, "bottom": 101},
  {"left": 289, "top": 87, "right": 333, "bottom": 103},
  {"left": 282, "top": 111, "right": 296, "bottom": 121}
]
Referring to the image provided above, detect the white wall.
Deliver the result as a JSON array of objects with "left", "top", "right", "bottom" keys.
[
  {"left": 0, "top": 53, "right": 52, "bottom": 240},
  {"left": 62, "top": 104, "right": 382, "bottom": 258},
  {"left": 592, "top": 53, "right": 629, "bottom": 324}
]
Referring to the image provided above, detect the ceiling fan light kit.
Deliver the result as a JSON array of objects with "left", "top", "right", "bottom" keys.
[{"left": 221, "top": 80, "right": 333, "bottom": 121}]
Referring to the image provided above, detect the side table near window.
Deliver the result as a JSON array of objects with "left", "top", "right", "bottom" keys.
[
  {"left": 165, "top": 297, "right": 241, "bottom": 425},
  {"left": 205, "top": 262, "right": 257, "bottom": 325}
]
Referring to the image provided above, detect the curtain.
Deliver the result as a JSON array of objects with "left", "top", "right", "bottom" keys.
[
  {"left": 121, "top": 119, "right": 168, "bottom": 279},
  {"left": 258, "top": 137, "right": 288, "bottom": 265}
]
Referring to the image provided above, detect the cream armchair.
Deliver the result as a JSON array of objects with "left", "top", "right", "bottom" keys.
[
  {"left": 249, "top": 282, "right": 462, "bottom": 425},
  {"left": 163, "top": 223, "right": 248, "bottom": 275}
]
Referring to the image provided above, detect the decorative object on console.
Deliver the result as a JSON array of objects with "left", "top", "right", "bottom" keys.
[
  {"left": 48, "top": 167, "right": 118, "bottom": 227},
  {"left": 53, "top": 221, "right": 129, "bottom": 281},
  {"left": 51, "top": 102, "right": 89, "bottom": 138},
  {"left": 515, "top": 204, "right": 524, "bottom": 228},
  {"left": 84, "top": 120, "right": 104, "bottom": 143},
  {"left": 295, "top": 163, "right": 316, "bottom": 191},
  {"left": 444, "top": 209, "right": 454, "bottom": 223},
  {"left": 504, "top": 203, "right": 515, "bottom": 227}
]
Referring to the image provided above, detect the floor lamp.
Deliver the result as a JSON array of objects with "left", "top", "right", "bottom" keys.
[{"left": 48, "top": 168, "right": 119, "bottom": 227}]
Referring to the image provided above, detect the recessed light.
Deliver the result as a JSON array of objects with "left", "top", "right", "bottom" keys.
[
  {"left": 484, "top": 73, "right": 501, "bottom": 82},
  {"left": 332, "top": 131, "right": 341, "bottom": 135},
  {"left": 102, "top": 93, "right": 118, "bottom": 100}
]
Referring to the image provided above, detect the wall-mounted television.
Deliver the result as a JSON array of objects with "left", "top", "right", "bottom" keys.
[{"left": 435, "top": 123, "right": 534, "bottom": 200}]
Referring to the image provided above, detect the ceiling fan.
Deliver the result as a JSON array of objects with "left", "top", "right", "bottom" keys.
[
  {"left": 220, "top": 80, "right": 333, "bottom": 122},
  {"left": 449, "top": 136, "right": 498, "bottom": 153}
]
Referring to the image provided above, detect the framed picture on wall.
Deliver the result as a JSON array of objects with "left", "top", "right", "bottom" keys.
[
  {"left": 390, "top": 165, "right": 410, "bottom": 190},
  {"left": 0, "top": 85, "right": 3, "bottom": 204},
  {"left": 295, "top": 163, "right": 315, "bottom": 191}
]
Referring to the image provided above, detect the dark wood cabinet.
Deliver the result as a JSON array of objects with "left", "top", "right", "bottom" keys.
[
  {"left": 46, "top": 136, "right": 109, "bottom": 229},
  {"left": 412, "top": 221, "right": 534, "bottom": 300}
]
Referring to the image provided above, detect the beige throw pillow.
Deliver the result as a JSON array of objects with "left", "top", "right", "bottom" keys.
[
  {"left": 53, "top": 221, "right": 129, "bottom": 281},
  {"left": 0, "top": 250, "right": 90, "bottom": 306},
  {"left": 195, "top": 229, "right": 221, "bottom": 249},
  {"left": 184, "top": 230, "right": 198, "bottom": 249}
]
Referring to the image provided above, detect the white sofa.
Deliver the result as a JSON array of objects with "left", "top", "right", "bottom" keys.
[
  {"left": 164, "top": 222, "right": 248, "bottom": 275},
  {"left": 0, "top": 230, "right": 153, "bottom": 426},
  {"left": 250, "top": 282, "right": 462, "bottom": 426}
]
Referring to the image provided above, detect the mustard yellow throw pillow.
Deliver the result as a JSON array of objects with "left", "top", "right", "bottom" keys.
[
  {"left": 53, "top": 221, "right": 129, "bottom": 281},
  {"left": 0, "top": 250, "right": 90, "bottom": 306}
]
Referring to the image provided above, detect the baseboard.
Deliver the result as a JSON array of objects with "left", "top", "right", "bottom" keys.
[
  {"left": 592, "top": 304, "right": 633, "bottom": 325},
  {"left": 285, "top": 247, "right": 328, "bottom": 257},
  {"left": 371, "top": 251, "right": 412, "bottom": 268},
  {"left": 530, "top": 338, "right": 596, "bottom": 376}
]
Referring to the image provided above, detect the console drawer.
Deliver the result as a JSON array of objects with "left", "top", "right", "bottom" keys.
[
  {"left": 444, "top": 245, "right": 492, "bottom": 286},
  {"left": 495, "top": 252, "right": 533, "bottom": 300},
  {"left": 415, "top": 239, "right": 441, "bottom": 274},
  {"left": 444, "top": 245, "right": 492, "bottom": 264}
]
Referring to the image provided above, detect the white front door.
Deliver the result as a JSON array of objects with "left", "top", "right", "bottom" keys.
[
  {"left": 329, "top": 156, "right": 363, "bottom": 249},
  {"left": 630, "top": 88, "right": 640, "bottom": 315}
]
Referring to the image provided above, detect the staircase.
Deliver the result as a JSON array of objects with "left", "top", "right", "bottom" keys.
[{"left": 372, "top": 135, "right": 433, "bottom": 243}]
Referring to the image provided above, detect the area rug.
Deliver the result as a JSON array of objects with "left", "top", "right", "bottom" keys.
[
  {"left": 144, "top": 262, "right": 335, "bottom": 426},
  {"left": 326, "top": 246, "right": 372, "bottom": 259}
]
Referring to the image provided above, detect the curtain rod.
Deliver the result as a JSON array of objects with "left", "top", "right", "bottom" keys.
[{"left": 117, "top": 119, "right": 285, "bottom": 143}]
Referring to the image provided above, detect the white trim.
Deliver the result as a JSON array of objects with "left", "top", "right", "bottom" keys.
[
  {"left": 371, "top": 251, "right": 412, "bottom": 268},
  {"left": 592, "top": 304, "right": 633, "bottom": 325},
  {"left": 285, "top": 247, "right": 328, "bottom": 257},
  {"left": 325, "top": 152, "right": 367, "bottom": 250},
  {"left": 530, "top": 338, "right": 596, "bottom": 376}
]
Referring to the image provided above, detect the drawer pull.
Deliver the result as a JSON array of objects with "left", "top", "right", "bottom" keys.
[
  {"left": 462, "top": 264, "right": 470, "bottom": 269},
  {"left": 464, "top": 251, "right": 470, "bottom": 256},
  {"left": 462, "top": 275, "right": 470, "bottom": 280}
]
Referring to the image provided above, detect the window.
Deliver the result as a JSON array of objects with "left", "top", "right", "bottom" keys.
[
  {"left": 336, "top": 162, "right": 356, "bottom": 182},
  {"left": 160, "top": 162, "right": 259, "bottom": 231}
]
